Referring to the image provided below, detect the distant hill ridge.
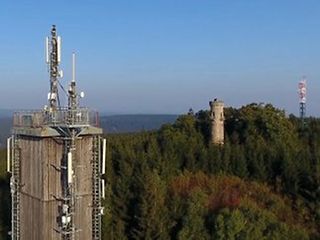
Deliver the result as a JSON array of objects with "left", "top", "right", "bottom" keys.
[
  {"left": 102, "top": 114, "right": 178, "bottom": 133},
  {"left": 0, "top": 109, "right": 14, "bottom": 118},
  {"left": 0, "top": 114, "right": 178, "bottom": 147}
]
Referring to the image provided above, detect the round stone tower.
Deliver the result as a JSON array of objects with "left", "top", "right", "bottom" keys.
[{"left": 209, "top": 99, "right": 224, "bottom": 145}]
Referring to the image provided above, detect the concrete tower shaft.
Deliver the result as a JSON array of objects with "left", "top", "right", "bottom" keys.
[{"left": 209, "top": 99, "right": 224, "bottom": 145}]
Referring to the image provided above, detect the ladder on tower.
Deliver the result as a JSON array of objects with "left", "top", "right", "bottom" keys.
[
  {"left": 11, "top": 137, "right": 21, "bottom": 240},
  {"left": 92, "top": 136, "right": 101, "bottom": 240}
]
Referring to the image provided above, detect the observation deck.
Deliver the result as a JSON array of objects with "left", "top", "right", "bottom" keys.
[{"left": 13, "top": 108, "right": 102, "bottom": 137}]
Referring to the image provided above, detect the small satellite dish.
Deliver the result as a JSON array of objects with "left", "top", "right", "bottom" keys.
[
  {"left": 59, "top": 70, "right": 63, "bottom": 78},
  {"left": 80, "top": 92, "right": 85, "bottom": 98}
]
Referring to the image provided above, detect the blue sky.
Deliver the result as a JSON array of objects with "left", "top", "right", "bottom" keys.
[{"left": 0, "top": 1, "right": 320, "bottom": 115}]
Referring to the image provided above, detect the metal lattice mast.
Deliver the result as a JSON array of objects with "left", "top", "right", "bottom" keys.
[
  {"left": 298, "top": 77, "right": 307, "bottom": 121},
  {"left": 46, "top": 25, "right": 62, "bottom": 111},
  {"left": 61, "top": 54, "right": 79, "bottom": 240}
]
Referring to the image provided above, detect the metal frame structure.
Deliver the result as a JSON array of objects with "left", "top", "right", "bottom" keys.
[
  {"left": 298, "top": 77, "right": 307, "bottom": 122},
  {"left": 9, "top": 137, "right": 21, "bottom": 240},
  {"left": 92, "top": 136, "right": 102, "bottom": 240},
  {"left": 46, "top": 25, "right": 62, "bottom": 111}
]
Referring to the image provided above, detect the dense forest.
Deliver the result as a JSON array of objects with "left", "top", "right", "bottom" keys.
[{"left": 0, "top": 103, "right": 320, "bottom": 239}]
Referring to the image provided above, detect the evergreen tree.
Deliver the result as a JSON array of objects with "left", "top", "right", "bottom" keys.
[
  {"left": 131, "top": 169, "right": 170, "bottom": 240},
  {"left": 177, "top": 190, "right": 209, "bottom": 240}
]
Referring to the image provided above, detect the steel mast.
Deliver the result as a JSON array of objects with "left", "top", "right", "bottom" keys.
[
  {"left": 298, "top": 77, "right": 307, "bottom": 121},
  {"left": 46, "top": 25, "right": 62, "bottom": 111}
]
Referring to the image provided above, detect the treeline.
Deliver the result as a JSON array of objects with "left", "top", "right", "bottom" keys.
[{"left": 0, "top": 103, "right": 319, "bottom": 239}]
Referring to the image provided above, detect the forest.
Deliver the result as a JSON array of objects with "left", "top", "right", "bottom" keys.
[{"left": 0, "top": 103, "right": 319, "bottom": 239}]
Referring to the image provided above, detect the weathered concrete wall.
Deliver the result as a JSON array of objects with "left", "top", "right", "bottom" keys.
[{"left": 18, "top": 135, "right": 96, "bottom": 240}]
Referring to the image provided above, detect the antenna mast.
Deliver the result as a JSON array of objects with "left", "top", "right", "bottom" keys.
[
  {"left": 46, "top": 25, "right": 62, "bottom": 111},
  {"left": 298, "top": 76, "right": 307, "bottom": 121},
  {"left": 68, "top": 53, "right": 78, "bottom": 111}
]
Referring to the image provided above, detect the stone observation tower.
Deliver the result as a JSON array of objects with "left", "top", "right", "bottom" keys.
[
  {"left": 7, "top": 25, "right": 106, "bottom": 240},
  {"left": 209, "top": 99, "right": 224, "bottom": 145}
]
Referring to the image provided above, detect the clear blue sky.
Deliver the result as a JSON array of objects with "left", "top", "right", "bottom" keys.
[{"left": 0, "top": 0, "right": 320, "bottom": 115}]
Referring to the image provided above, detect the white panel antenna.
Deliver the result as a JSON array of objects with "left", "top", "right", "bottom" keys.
[
  {"left": 102, "top": 139, "right": 106, "bottom": 174},
  {"left": 67, "top": 152, "right": 73, "bottom": 184},
  {"left": 57, "top": 36, "right": 61, "bottom": 64},
  {"left": 45, "top": 37, "right": 49, "bottom": 64},
  {"left": 72, "top": 53, "right": 76, "bottom": 82},
  {"left": 7, "top": 137, "right": 11, "bottom": 172},
  {"left": 101, "top": 179, "right": 105, "bottom": 199}
]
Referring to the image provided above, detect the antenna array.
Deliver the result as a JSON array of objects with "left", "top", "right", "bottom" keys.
[
  {"left": 46, "top": 25, "right": 62, "bottom": 111},
  {"left": 298, "top": 77, "right": 307, "bottom": 120}
]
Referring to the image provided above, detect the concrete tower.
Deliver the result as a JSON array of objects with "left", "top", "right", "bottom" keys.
[
  {"left": 7, "top": 26, "right": 105, "bottom": 240},
  {"left": 209, "top": 99, "right": 224, "bottom": 145}
]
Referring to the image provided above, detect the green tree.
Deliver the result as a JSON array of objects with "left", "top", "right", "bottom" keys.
[
  {"left": 131, "top": 169, "right": 170, "bottom": 240},
  {"left": 213, "top": 208, "right": 246, "bottom": 240},
  {"left": 177, "top": 190, "right": 209, "bottom": 240}
]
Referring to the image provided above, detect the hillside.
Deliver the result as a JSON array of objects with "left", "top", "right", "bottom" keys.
[
  {"left": 102, "top": 103, "right": 320, "bottom": 239},
  {"left": 0, "top": 109, "right": 13, "bottom": 118}
]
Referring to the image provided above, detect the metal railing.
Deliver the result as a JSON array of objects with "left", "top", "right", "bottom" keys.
[{"left": 13, "top": 108, "right": 100, "bottom": 128}]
